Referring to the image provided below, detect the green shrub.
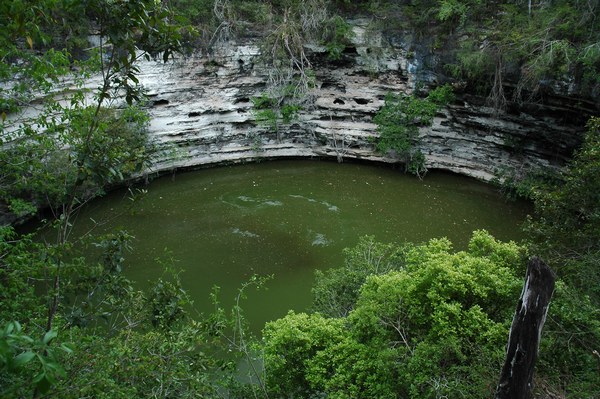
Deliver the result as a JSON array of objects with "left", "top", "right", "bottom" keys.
[
  {"left": 322, "top": 15, "right": 355, "bottom": 60},
  {"left": 265, "top": 231, "right": 526, "bottom": 399},
  {"left": 373, "top": 85, "right": 453, "bottom": 177}
]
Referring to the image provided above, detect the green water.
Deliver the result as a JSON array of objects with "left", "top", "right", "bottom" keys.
[{"left": 57, "top": 160, "right": 530, "bottom": 329}]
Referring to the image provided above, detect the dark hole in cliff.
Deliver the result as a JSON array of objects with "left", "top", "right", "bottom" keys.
[
  {"left": 153, "top": 99, "right": 169, "bottom": 106},
  {"left": 234, "top": 97, "right": 250, "bottom": 104},
  {"left": 318, "top": 115, "right": 347, "bottom": 122},
  {"left": 343, "top": 47, "right": 358, "bottom": 55},
  {"left": 188, "top": 112, "right": 201, "bottom": 117},
  {"left": 506, "top": 102, "right": 521, "bottom": 116},
  {"left": 238, "top": 59, "right": 244, "bottom": 65},
  {"left": 205, "top": 59, "right": 223, "bottom": 67},
  {"left": 354, "top": 98, "right": 370, "bottom": 105},
  {"left": 333, "top": 98, "right": 345, "bottom": 105},
  {"left": 320, "top": 81, "right": 346, "bottom": 92}
]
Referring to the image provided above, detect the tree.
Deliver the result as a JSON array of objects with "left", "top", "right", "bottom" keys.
[
  {"left": 264, "top": 231, "right": 526, "bottom": 399},
  {"left": 0, "top": 224, "right": 228, "bottom": 398},
  {"left": 263, "top": 312, "right": 348, "bottom": 398},
  {"left": 525, "top": 117, "right": 600, "bottom": 302},
  {"left": 312, "top": 236, "right": 408, "bottom": 317},
  {"left": 1, "top": 0, "right": 188, "bottom": 332},
  {"left": 0, "top": 1, "right": 196, "bottom": 396},
  {"left": 522, "top": 117, "right": 600, "bottom": 398},
  {"left": 495, "top": 257, "right": 556, "bottom": 399},
  {"left": 1, "top": 0, "right": 186, "bottom": 219}
]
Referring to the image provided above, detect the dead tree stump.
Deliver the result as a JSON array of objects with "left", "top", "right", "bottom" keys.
[{"left": 495, "top": 257, "right": 556, "bottom": 399}]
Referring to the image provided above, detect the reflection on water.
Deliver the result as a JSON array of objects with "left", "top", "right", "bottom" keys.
[
  {"left": 310, "top": 232, "right": 331, "bottom": 247},
  {"left": 34, "top": 160, "right": 530, "bottom": 331}
]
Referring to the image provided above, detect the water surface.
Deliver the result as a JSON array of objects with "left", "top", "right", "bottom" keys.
[{"left": 59, "top": 160, "right": 530, "bottom": 329}]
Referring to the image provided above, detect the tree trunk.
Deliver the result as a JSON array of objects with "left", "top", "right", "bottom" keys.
[{"left": 495, "top": 257, "right": 556, "bottom": 399}]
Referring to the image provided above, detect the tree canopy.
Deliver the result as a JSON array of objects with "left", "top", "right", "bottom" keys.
[{"left": 266, "top": 231, "right": 525, "bottom": 399}]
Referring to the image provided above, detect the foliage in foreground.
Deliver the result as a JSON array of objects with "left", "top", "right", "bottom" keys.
[
  {"left": 2, "top": 228, "right": 598, "bottom": 398},
  {"left": 264, "top": 228, "right": 600, "bottom": 398},
  {"left": 526, "top": 117, "right": 600, "bottom": 302},
  {"left": 524, "top": 117, "right": 600, "bottom": 397},
  {"left": 264, "top": 231, "right": 525, "bottom": 399},
  {"left": 0, "top": 226, "right": 226, "bottom": 398}
]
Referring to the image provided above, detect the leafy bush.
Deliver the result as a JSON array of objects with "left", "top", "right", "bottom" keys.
[
  {"left": 263, "top": 312, "right": 347, "bottom": 398},
  {"left": 322, "top": 15, "right": 355, "bottom": 60},
  {"left": 252, "top": 93, "right": 302, "bottom": 134},
  {"left": 265, "top": 231, "right": 526, "bottom": 399},
  {"left": 525, "top": 117, "right": 600, "bottom": 301},
  {"left": 373, "top": 85, "right": 454, "bottom": 177},
  {"left": 538, "top": 282, "right": 600, "bottom": 398},
  {"left": 281, "top": 104, "right": 302, "bottom": 123},
  {"left": 0, "top": 321, "right": 73, "bottom": 398},
  {"left": 520, "top": 117, "right": 600, "bottom": 397},
  {"left": 312, "top": 236, "right": 408, "bottom": 317}
]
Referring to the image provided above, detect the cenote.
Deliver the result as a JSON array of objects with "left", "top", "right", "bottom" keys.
[{"left": 40, "top": 160, "right": 530, "bottom": 331}]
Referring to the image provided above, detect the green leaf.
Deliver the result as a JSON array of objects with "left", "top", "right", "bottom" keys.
[
  {"left": 6, "top": 322, "right": 16, "bottom": 335},
  {"left": 13, "top": 351, "right": 35, "bottom": 367},
  {"left": 33, "top": 373, "right": 52, "bottom": 394},
  {"left": 128, "top": 73, "right": 139, "bottom": 84},
  {"left": 59, "top": 343, "right": 73, "bottom": 354},
  {"left": 42, "top": 330, "right": 57, "bottom": 345}
]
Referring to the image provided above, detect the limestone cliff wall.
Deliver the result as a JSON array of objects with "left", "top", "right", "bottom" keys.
[
  {"left": 2, "top": 22, "right": 590, "bottom": 227},
  {"left": 132, "top": 21, "right": 585, "bottom": 181}
]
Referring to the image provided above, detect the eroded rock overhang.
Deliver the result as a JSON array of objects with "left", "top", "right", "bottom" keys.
[{"left": 122, "top": 20, "right": 588, "bottom": 181}]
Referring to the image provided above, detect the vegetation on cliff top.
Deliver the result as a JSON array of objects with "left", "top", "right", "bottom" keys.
[{"left": 171, "top": 0, "right": 600, "bottom": 106}]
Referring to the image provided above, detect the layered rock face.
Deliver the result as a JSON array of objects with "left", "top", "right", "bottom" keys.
[{"left": 137, "top": 21, "right": 585, "bottom": 181}]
